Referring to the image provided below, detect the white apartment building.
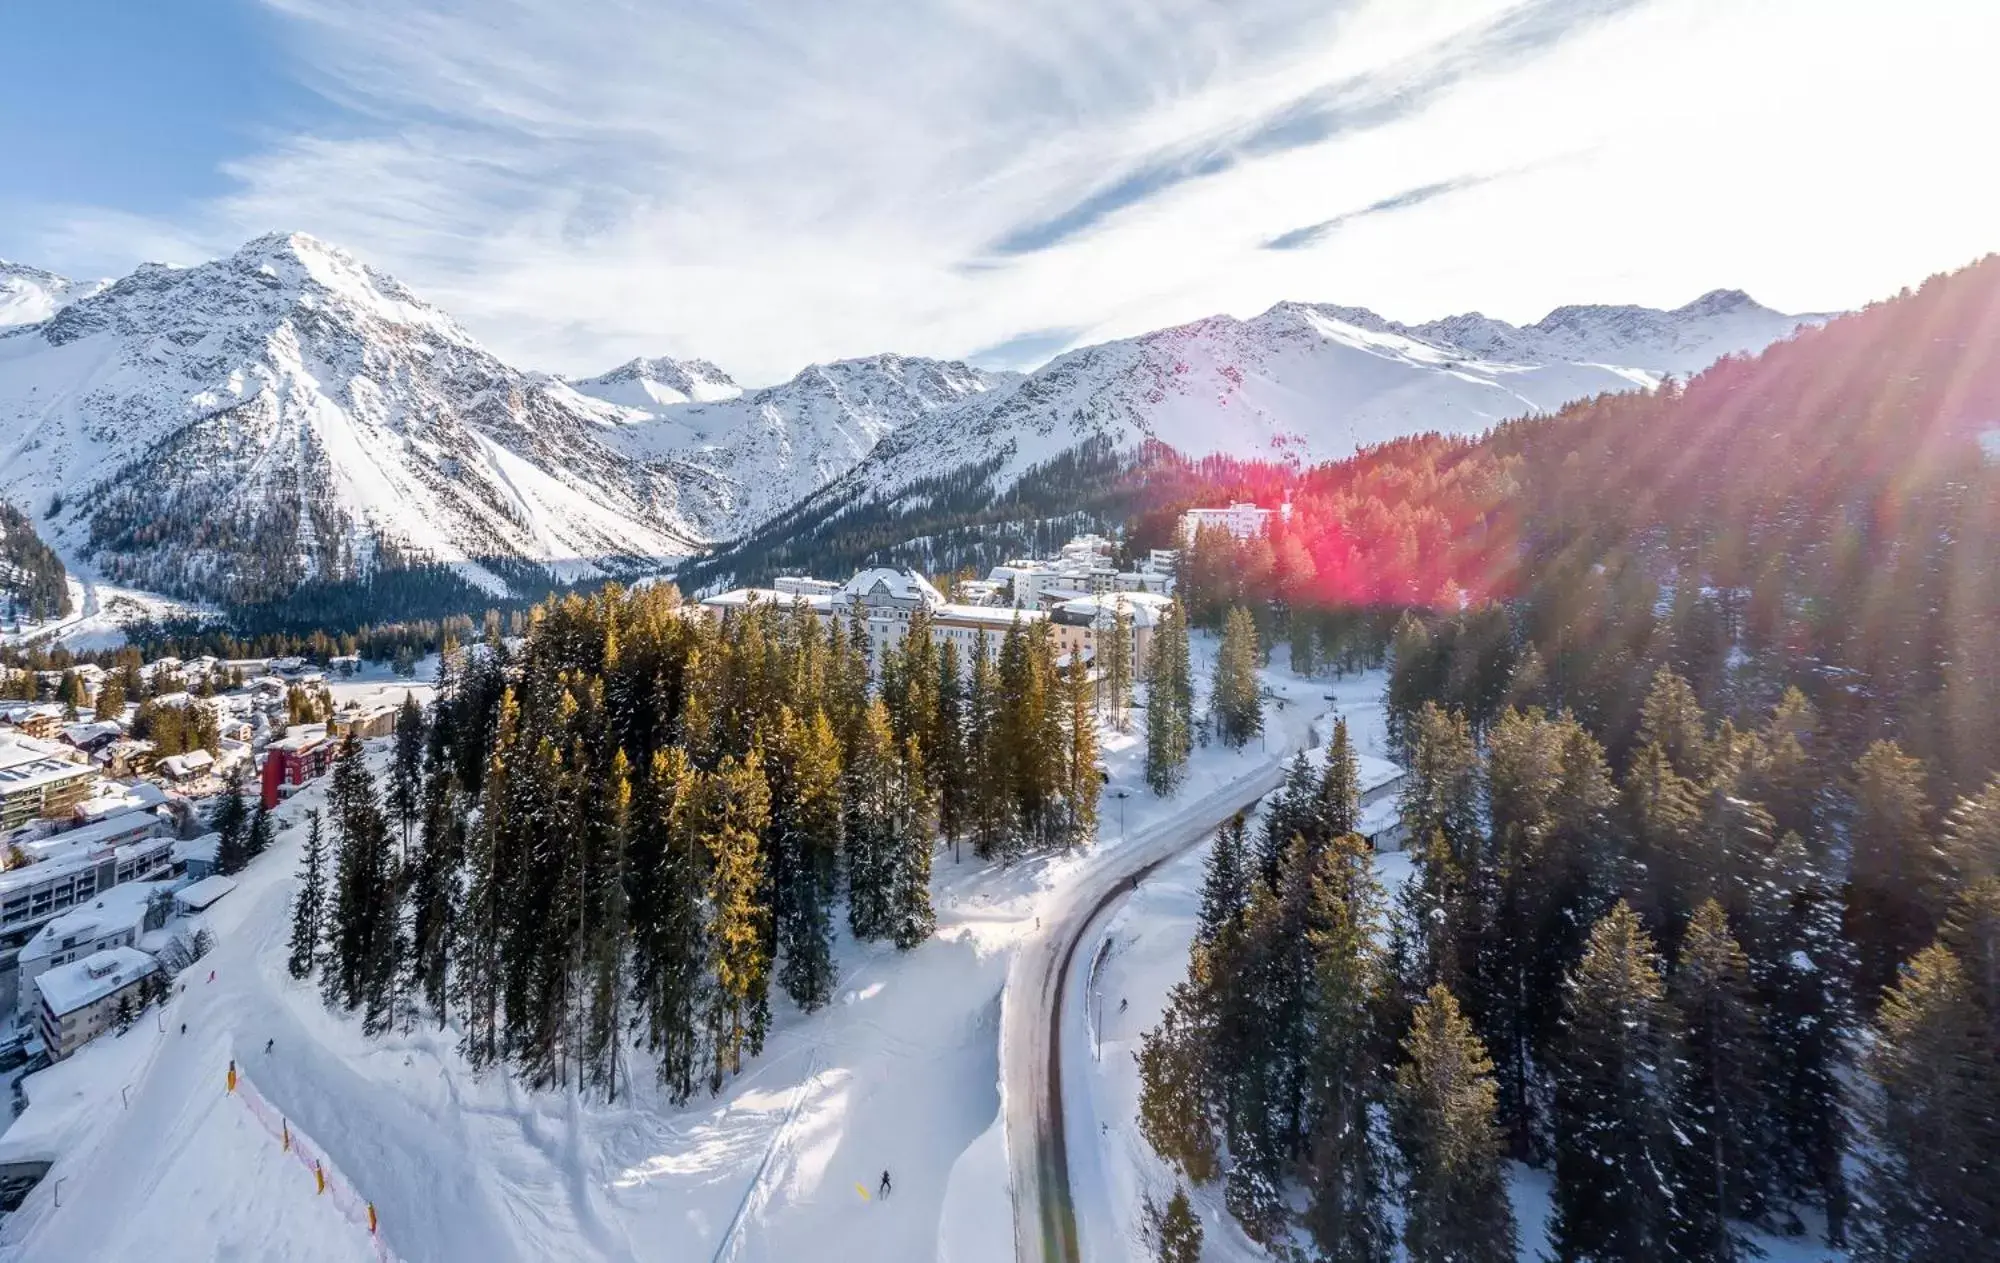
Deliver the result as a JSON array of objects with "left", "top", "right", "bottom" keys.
[
  {"left": 1178, "top": 501, "right": 1292, "bottom": 543},
  {"left": 34, "top": 946, "right": 159, "bottom": 1061}
]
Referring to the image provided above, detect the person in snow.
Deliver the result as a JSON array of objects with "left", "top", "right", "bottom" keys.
[
  {"left": 879, "top": 1170, "right": 892, "bottom": 1199},
  {"left": 265, "top": 1038, "right": 274, "bottom": 1054},
  {"left": 180, "top": 1023, "right": 186, "bottom": 1035}
]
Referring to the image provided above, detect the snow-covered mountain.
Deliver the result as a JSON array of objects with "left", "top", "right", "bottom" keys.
[
  {"left": 566, "top": 355, "right": 743, "bottom": 409},
  {"left": 0, "top": 233, "right": 719, "bottom": 605},
  {"left": 590, "top": 354, "right": 1016, "bottom": 540},
  {"left": 806, "top": 290, "right": 1823, "bottom": 510},
  {"left": 0, "top": 261, "right": 108, "bottom": 328}
]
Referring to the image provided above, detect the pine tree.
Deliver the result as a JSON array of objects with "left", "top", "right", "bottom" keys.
[
  {"left": 1257, "top": 751, "right": 1318, "bottom": 889},
  {"left": 1550, "top": 901, "right": 1681, "bottom": 1262},
  {"left": 845, "top": 699, "right": 900, "bottom": 939},
  {"left": 1138, "top": 968, "right": 1223, "bottom": 1184},
  {"left": 1316, "top": 717, "right": 1361, "bottom": 841},
  {"left": 1938, "top": 876, "right": 2000, "bottom": 1030},
  {"left": 1149, "top": 1185, "right": 1203, "bottom": 1263},
  {"left": 1847, "top": 739, "right": 1940, "bottom": 1005},
  {"left": 771, "top": 707, "right": 842, "bottom": 1010},
  {"left": 628, "top": 746, "right": 709, "bottom": 1104},
  {"left": 245, "top": 796, "right": 274, "bottom": 861},
  {"left": 1103, "top": 598, "right": 1135, "bottom": 733},
  {"left": 454, "top": 690, "right": 516, "bottom": 1068},
  {"left": 1856, "top": 945, "right": 2000, "bottom": 1261},
  {"left": 1391, "top": 984, "right": 1517, "bottom": 1263},
  {"left": 388, "top": 691, "right": 425, "bottom": 856},
  {"left": 212, "top": 763, "right": 251, "bottom": 876},
  {"left": 408, "top": 763, "right": 461, "bottom": 1021},
  {"left": 583, "top": 748, "right": 631, "bottom": 1098},
  {"left": 889, "top": 735, "right": 937, "bottom": 949},
  {"left": 965, "top": 630, "right": 1007, "bottom": 857},
  {"left": 322, "top": 735, "right": 401, "bottom": 1035},
  {"left": 93, "top": 674, "right": 126, "bottom": 722},
  {"left": 1669, "top": 899, "right": 1769, "bottom": 1261},
  {"left": 1399, "top": 703, "right": 1480, "bottom": 865},
  {"left": 701, "top": 750, "right": 772, "bottom": 1092},
  {"left": 1060, "top": 652, "right": 1100, "bottom": 850},
  {"left": 1145, "top": 599, "right": 1194, "bottom": 795},
  {"left": 934, "top": 638, "right": 970, "bottom": 861},
  {"left": 1299, "top": 833, "right": 1393, "bottom": 1263},
  {"left": 1638, "top": 665, "right": 1713, "bottom": 782},
  {"left": 287, "top": 809, "right": 328, "bottom": 980},
  {"left": 1940, "top": 773, "right": 2000, "bottom": 887},
  {"left": 1745, "top": 831, "right": 1851, "bottom": 1235},
  {"left": 1196, "top": 813, "right": 1251, "bottom": 946},
  {"left": 1623, "top": 740, "right": 1703, "bottom": 947},
  {"left": 1211, "top": 606, "right": 1263, "bottom": 748}
]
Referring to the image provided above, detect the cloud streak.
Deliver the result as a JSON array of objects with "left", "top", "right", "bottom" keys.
[
  {"left": 1263, "top": 173, "right": 1501, "bottom": 250},
  {"left": 983, "top": 0, "right": 1647, "bottom": 257}
]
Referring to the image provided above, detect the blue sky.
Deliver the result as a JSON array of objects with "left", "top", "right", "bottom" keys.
[{"left": 4, "top": 0, "right": 1997, "bottom": 383}]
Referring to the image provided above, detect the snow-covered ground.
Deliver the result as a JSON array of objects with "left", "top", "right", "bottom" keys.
[
  {"left": 0, "top": 640, "right": 1337, "bottom": 1263},
  {"left": 0, "top": 572, "right": 210, "bottom": 652}
]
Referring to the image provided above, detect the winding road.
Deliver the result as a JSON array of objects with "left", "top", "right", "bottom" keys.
[{"left": 1002, "top": 712, "right": 1324, "bottom": 1262}]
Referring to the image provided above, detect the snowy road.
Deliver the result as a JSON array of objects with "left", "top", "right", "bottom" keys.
[{"left": 1003, "top": 688, "right": 1325, "bottom": 1263}]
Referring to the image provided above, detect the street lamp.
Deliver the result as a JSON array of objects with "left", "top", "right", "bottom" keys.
[{"left": 1112, "top": 788, "right": 1130, "bottom": 840}]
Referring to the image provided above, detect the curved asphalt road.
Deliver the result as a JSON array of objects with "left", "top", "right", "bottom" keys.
[{"left": 1000, "top": 757, "right": 1292, "bottom": 1263}]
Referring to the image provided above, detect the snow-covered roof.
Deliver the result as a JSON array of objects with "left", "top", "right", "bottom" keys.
[
  {"left": 34, "top": 946, "right": 157, "bottom": 1017},
  {"left": 173, "top": 832, "right": 220, "bottom": 865},
  {"left": 23, "top": 810, "right": 169, "bottom": 857},
  {"left": 158, "top": 750, "right": 215, "bottom": 779},
  {"left": 700, "top": 587, "right": 834, "bottom": 615},
  {"left": 174, "top": 874, "right": 236, "bottom": 911},
  {"left": 1049, "top": 592, "right": 1172, "bottom": 627},
  {"left": 1356, "top": 753, "right": 1404, "bottom": 793},
  {"left": 841, "top": 568, "right": 945, "bottom": 606},
  {"left": 20, "top": 881, "right": 168, "bottom": 965},
  {"left": 934, "top": 603, "right": 1043, "bottom": 628},
  {"left": 60, "top": 721, "right": 124, "bottom": 748},
  {"left": 74, "top": 779, "right": 172, "bottom": 824}
]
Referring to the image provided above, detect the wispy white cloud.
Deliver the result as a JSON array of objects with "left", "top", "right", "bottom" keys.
[{"left": 13, "top": 0, "right": 2000, "bottom": 383}]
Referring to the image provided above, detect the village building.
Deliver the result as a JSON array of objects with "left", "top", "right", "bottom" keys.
[
  {"left": 261, "top": 726, "right": 334, "bottom": 809},
  {"left": 330, "top": 704, "right": 397, "bottom": 741},
  {"left": 17, "top": 880, "right": 172, "bottom": 992},
  {"left": 0, "top": 733, "right": 99, "bottom": 831},
  {"left": 1179, "top": 501, "right": 1290, "bottom": 543},
  {"left": 0, "top": 704, "right": 67, "bottom": 743},
  {"left": 34, "top": 946, "right": 159, "bottom": 1061}
]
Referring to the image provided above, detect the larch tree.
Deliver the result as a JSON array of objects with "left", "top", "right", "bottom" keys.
[{"left": 700, "top": 750, "right": 772, "bottom": 1093}]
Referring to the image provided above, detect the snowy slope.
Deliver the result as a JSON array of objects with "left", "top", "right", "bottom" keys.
[
  {"left": 0, "top": 234, "right": 715, "bottom": 603},
  {"left": 808, "top": 290, "right": 1822, "bottom": 511},
  {"left": 0, "top": 261, "right": 107, "bottom": 328},
  {"left": 581, "top": 354, "right": 1016, "bottom": 541}
]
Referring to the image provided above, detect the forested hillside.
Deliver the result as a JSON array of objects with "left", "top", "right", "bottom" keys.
[
  {"left": 1141, "top": 256, "right": 2000, "bottom": 1260},
  {"left": 0, "top": 499, "right": 69, "bottom": 622}
]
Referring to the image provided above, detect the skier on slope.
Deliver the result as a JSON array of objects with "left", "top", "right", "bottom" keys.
[
  {"left": 879, "top": 1170, "right": 892, "bottom": 1199},
  {"left": 265, "top": 1038, "right": 274, "bottom": 1054}
]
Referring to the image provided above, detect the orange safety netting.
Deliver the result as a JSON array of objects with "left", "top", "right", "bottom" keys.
[{"left": 227, "top": 1061, "right": 402, "bottom": 1263}]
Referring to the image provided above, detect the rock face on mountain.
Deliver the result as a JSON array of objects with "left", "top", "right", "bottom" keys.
[
  {"left": 566, "top": 356, "right": 743, "bottom": 410},
  {"left": 0, "top": 233, "right": 718, "bottom": 604},
  {"left": 806, "top": 291, "right": 1824, "bottom": 512}
]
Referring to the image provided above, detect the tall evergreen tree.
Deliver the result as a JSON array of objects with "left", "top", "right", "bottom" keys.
[
  {"left": 1299, "top": 833, "right": 1393, "bottom": 1263},
  {"left": 628, "top": 746, "right": 708, "bottom": 1104},
  {"left": 1549, "top": 901, "right": 1682, "bottom": 1262},
  {"left": 1856, "top": 945, "right": 2000, "bottom": 1261},
  {"left": 1211, "top": 605, "right": 1263, "bottom": 748},
  {"left": 286, "top": 809, "right": 328, "bottom": 980},
  {"left": 1669, "top": 899, "right": 1769, "bottom": 1261},
  {"left": 845, "top": 699, "right": 901, "bottom": 939},
  {"left": 1102, "top": 598, "right": 1135, "bottom": 733},
  {"left": 388, "top": 691, "right": 425, "bottom": 855},
  {"left": 322, "top": 735, "right": 401, "bottom": 1035},
  {"left": 1060, "top": 652, "right": 1100, "bottom": 850},
  {"left": 212, "top": 763, "right": 251, "bottom": 876},
  {"left": 1390, "top": 984, "right": 1517, "bottom": 1263},
  {"left": 1399, "top": 703, "right": 1481, "bottom": 866},
  {"left": 888, "top": 736, "right": 937, "bottom": 949},
  {"left": 935, "top": 638, "right": 970, "bottom": 861},
  {"left": 1196, "top": 813, "right": 1251, "bottom": 946},
  {"left": 1847, "top": 739, "right": 1939, "bottom": 1005},
  {"left": 1145, "top": 599, "right": 1194, "bottom": 795},
  {"left": 408, "top": 762, "right": 461, "bottom": 1022},
  {"left": 771, "top": 707, "right": 843, "bottom": 1010},
  {"left": 245, "top": 796, "right": 274, "bottom": 861},
  {"left": 700, "top": 750, "right": 772, "bottom": 1092}
]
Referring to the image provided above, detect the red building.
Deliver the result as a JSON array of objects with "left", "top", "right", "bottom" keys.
[{"left": 260, "top": 729, "right": 333, "bottom": 809}]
